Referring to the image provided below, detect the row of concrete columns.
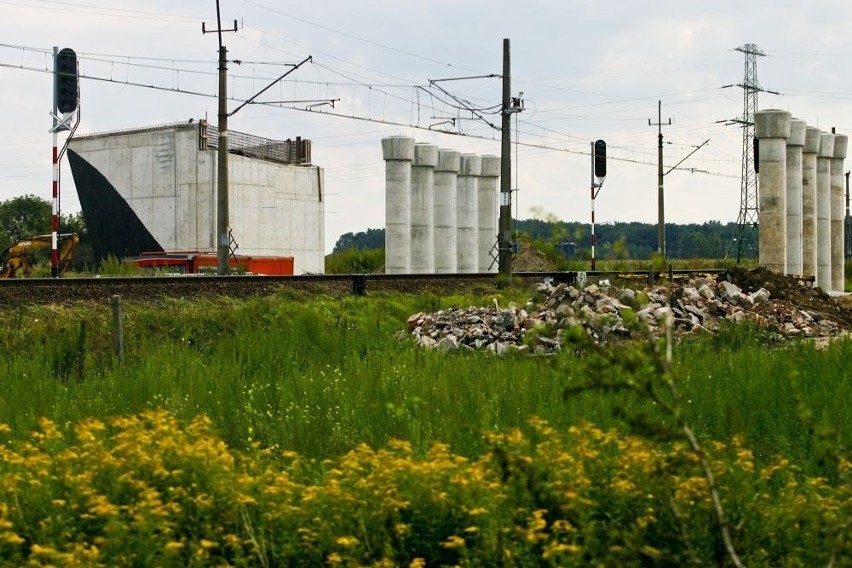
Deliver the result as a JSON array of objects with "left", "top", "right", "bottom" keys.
[
  {"left": 756, "top": 109, "right": 848, "bottom": 291},
  {"left": 382, "top": 136, "right": 500, "bottom": 274}
]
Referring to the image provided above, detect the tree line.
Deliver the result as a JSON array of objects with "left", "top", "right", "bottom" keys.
[
  {"left": 0, "top": 195, "right": 93, "bottom": 269},
  {"left": 333, "top": 219, "right": 744, "bottom": 260}
]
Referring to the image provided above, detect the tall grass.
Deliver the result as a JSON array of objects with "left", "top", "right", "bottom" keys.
[
  {"left": 1, "top": 291, "right": 849, "bottom": 478},
  {"left": 2, "top": 289, "right": 850, "bottom": 565},
  {"left": 325, "top": 247, "right": 385, "bottom": 274}
]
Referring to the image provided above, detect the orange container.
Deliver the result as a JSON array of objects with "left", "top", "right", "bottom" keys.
[{"left": 133, "top": 252, "right": 294, "bottom": 275}]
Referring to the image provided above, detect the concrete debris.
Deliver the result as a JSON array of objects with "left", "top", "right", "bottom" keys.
[{"left": 408, "top": 275, "right": 848, "bottom": 354}]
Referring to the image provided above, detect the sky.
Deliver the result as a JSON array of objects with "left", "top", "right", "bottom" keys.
[{"left": 3, "top": 0, "right": 852, "bottom": 254}]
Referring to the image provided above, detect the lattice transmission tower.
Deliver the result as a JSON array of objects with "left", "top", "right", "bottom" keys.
[{"left": 723, "top": 44, "right": 776, "bottom": 262}]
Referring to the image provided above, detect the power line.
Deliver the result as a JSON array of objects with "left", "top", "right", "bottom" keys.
[
  {"left": 244, "top": 0, "right": 485, "bottom": 74},
  {"left": 0, "top": 0, "right": 202, "bottom": 22},
  {"left": 0, "top": 49, "right": 736, "bottom": 180}
]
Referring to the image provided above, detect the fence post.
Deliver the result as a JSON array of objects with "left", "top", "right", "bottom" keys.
[
  {"left": 111, "top": 294, "right": 124, "bottom": 364},
  {"left": 352, "top": 274, "right": 367, "bottom": 296}
]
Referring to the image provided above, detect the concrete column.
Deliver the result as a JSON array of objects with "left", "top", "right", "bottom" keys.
[
  {"left": 817, "top": 133, "right": 835, "bottom": 290},
  {"left": 477, "top": 155, "right": 501, "bottom": 273},
  {"left": 456, "top": 154, "right": 481, "bottom": 273},
  {"left": 433, "top": 149, "right": 460, "bottom": 274},
  {"left": 801, "top": 126, "right": 821, "bottom": 280},
  {"left": 382, "top": 136, "right": 415, "bottom": 274},
  {"left": 410, "top": 143, "right": 438, "bottom": 274},
  {"left": 831, "top": 134, "right": 848, "bottom": 291},
  {"left": 755, "top": 109, "right": 791, "bottom": 274},
  {"left": 785, "top": 119, "right": 806, "bottom": 276}
]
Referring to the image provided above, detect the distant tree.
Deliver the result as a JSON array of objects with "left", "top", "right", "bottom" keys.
[
  {"left": 59, "top": 211, "right": 93, "bottom": 270},
  {"left": 332, "top": 219, "right": 740, "bottom": 262},
  {"left": 0, "top": 194, "right": 51, "bottom": 245},
  {"left": 333, "top": 228, "right": 385, "bottom": 253},
  {"left": 0, "top": 196, "right": 92, "bottom": 271}
]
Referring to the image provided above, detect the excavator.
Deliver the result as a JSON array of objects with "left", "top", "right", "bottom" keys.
[{"left": 0, "top": 233, "right": 80, "bottom": 278}]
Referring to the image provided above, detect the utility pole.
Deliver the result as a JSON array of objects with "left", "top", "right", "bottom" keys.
[
  {"left": 203, "top": 1, "right": 237, "bottom": 275},
  {"left": 498, "top": 38, "right": 513, "bottom": 278},
  {"left": 649, "top": 100, "right": 671, "bottom": 257}
]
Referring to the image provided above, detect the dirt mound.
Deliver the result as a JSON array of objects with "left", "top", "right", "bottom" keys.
[
  {"left": 513, "top": 244, "right": 557, "bottom": 272},
  {"left": 718, "top": 266, "right": 852, "bottom": 327}
]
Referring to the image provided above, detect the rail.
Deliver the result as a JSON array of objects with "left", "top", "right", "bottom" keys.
[{"left": 0, "top": 269, "right": 729, "bottom": 305}]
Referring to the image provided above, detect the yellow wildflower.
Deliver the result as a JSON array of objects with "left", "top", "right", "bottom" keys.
[
  {"left": 30, "top": 543, "right": 56, "bottom": 556},
  {"left": 327, "top": 552, "right": 343, "bottom": 564},
  {"left": 335, "top": 535, "right": 359, "bottom": 548},
  {"left": 551, "top": 519, "right": 575, "bottom": 533},
  {"left": 440, "top": 535, "right": 465, "bottom": 549},
  {"left": 2, "top": 532, "right": 24, "bottom": 545},
  {"left": 165, "top": 541, "right": 185, "bottom": 551},
  {"left": 542, "top": 542, "right": 581, "bottom": 559},
  {"left": 236, "top": 494, "right": 257, "bottom": 505},
  {"left": 199, "top": 539, "right": 217, "bottom": 549}
]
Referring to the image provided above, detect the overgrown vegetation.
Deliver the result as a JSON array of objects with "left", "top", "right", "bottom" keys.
[
  {"left": 331, "top": 219, "right": 746, "bottom": 261},
  {"left": 325, "top": 247, "right": 384, "bottom": 274},
  {"left": 0, "top": 194, "right": 92, "bottom": 271},
  {"left": 0, "top": 291, "right": 850, "bottom": 564}
]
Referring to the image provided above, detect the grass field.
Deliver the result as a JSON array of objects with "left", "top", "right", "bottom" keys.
[{"left": 1, "top": 288, "right": 850, "bottom": 565}]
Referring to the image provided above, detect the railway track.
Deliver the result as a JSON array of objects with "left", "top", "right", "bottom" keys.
[{"left": 0, "top": 269, "right": 726, "bottom": 305}]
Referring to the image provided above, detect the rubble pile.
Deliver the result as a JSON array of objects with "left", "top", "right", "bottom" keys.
[{"left": 407, "top": 270, "right": 852, "bottom": 354}]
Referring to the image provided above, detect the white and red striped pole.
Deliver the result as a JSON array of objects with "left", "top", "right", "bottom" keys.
[
  {"left": 51, "top": 46, "right": 59, "bottom": 278},
  {"left": 590, "top": 140, "right": 607, "bottom": 272},
  {"left": 591, "top": 189, "right": 596, "bottom": 271},
  {"left": 51, "top": 128, "right": 59, "bottom": 277}
]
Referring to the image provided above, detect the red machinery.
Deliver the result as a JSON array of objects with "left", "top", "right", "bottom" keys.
[{"left": 132, "top": 252, "right": 294, "bottom": 275}]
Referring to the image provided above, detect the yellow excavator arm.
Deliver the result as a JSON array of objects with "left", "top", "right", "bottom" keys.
[{"left": 0, "top": 233, "right": 79, "bottom": 278}]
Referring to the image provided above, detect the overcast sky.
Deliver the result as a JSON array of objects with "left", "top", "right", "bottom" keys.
[{"left": 3, "top": 0, "right": 852, "bottom": 253}]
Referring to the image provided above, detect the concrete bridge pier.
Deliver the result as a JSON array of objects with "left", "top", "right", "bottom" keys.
[
  {"left": 816, "top": 133, "right": 835, "bottom": 290},
  {"left": 433, "top": 149, "right": 460, "bottom": 274},
  {"left": 755, "top": 109, "right": 792, "bottom": 274},
  {"left": 477, "top": 155, "right": 501, "bottom": 273},
  {"left": 830, "top": 134, "right": 848, "bottom": 291},
  {"left": 801, "top": 126, "right": 821, "bottom": 280},
  {"left": 410, "top": 143, "right": 438, "bottom": 274},
  {"left": 456, "top": 154, "right": 482, "bottom": 273},
  {"left": 785, "top": 119, "right": 806, "bottom": 275},
  {"left": 382, "top": 136, "right": 415, "bottom": 274}
]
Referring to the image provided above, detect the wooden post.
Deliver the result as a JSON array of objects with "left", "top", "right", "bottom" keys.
[{"left": 111, "top": 294, "right": 124, "bottom": 364}]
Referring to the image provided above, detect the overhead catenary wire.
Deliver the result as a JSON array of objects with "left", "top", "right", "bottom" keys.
[
  {"left": 0, "top": 58, "right": 736, "bottom": 178},
  {"left": 1, "top": 38, "right": 756, "bottom": 185}
]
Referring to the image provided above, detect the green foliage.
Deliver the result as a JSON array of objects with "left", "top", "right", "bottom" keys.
[
  {"left": 0, "top": 292, "right": 851, "bottom": 563},
  {"left": 0, "top": 194, "right": 51, "bottom": 244},
  {"left": 0, "top": 196, "right": 92, "bottom": 273},
  {"left": 98, "top": 255, "right": 144, "bottom": 276},
  {"left": 332, "top": 219, "right": 745, "bottom": 262},
  {"left": 0, "top": 410, "right": 848, "bottom": 565},
  {"left": 50, "top": 321, "right": 87, "bottom": 384},
  {"left": 515, "top": 218, "right": 740, "bottom": 261},
  {"left": 325, "top": 247, "right": 384, "bottom": 274},
  {"left": 332, "top": 228, "right": 385, "bottom": 253}
]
